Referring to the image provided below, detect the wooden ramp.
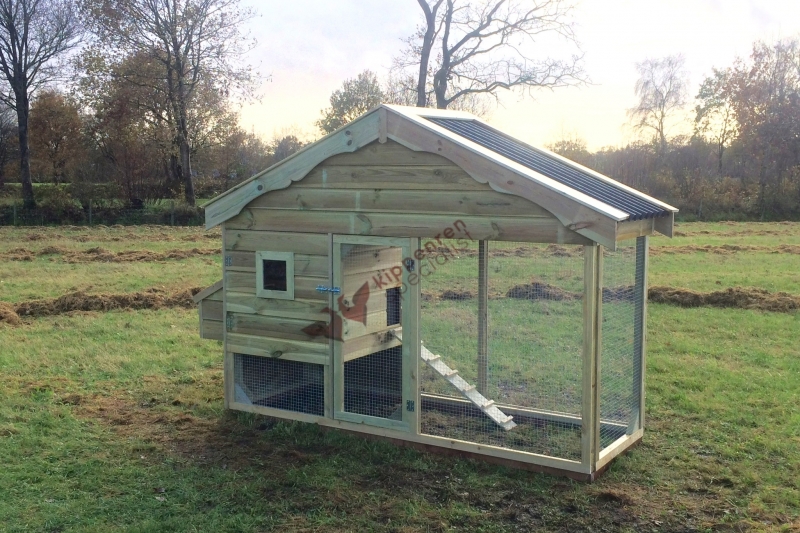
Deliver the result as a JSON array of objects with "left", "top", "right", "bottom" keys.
[{"left": 420, "top": 343, "right": 516, "bottom": 431}]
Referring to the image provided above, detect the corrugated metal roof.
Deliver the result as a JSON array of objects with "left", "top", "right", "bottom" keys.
[{"left": 426, "top": 117, "right": 671, "bottom": 220}]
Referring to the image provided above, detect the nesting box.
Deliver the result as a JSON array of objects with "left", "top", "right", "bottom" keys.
[{"left": 194, "top": 105, "right": 676, "bottom": 480}]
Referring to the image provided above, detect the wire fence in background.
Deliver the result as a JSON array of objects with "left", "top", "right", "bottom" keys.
[{"left": 0, "top": 203, "right": 205, "bottom": 227}]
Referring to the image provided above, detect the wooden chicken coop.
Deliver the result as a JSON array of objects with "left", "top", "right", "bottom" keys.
[{"left": 195, "top": 104, "right": 677, "bottom": 480}]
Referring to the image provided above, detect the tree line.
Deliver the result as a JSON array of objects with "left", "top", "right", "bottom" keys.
[{"left": 0, "top": 0, "right": 797, "bottom": 221}]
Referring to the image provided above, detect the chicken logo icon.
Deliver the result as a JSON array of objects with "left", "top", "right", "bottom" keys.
[{"left": 302, "top": 282, "right": 371, "bottom": 341}]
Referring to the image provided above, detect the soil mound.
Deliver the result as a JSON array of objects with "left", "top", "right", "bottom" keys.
[
  {"left": 14, "top": 287, "right": 203, "bottom": 319},
  {"left": 440, "top": 289, "right": 474, "bottom": 300},
  {"left": 506, "top": 281, "right": 580, "bottom": 301},
  {"left": 648, "top": 286, "right": 800, "bottom": 313},
  {"left": 1, "top": 246, "right": 219, "bottom": 263},
  {"left": 650, "top": 244, "right": 800, "bottom": 256},
  {"left": 0, "top": 301, "right": 21, "bottom": 326},
  {"left": 603, "top": 286, "right": 635, "bottom": 302}
]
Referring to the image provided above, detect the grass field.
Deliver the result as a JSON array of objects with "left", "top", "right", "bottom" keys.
[{"left": 1, "top": 222, "right": 799, "bottom": 532}]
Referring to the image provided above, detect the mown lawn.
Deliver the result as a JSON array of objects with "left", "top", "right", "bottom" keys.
[{"left": 0, "top": 222, "right": 798, "bottom": 532}]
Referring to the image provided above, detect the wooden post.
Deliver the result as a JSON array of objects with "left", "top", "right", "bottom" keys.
[
  {"left": 633, "top": 236, "right": 649, "bottom": 432},
  {"left": 88, "top": 201, "right": 92, "bottom": 226},
  {"left": 581, "top": 244, "right": 601, "bottom": 471},
  {"left": 13, "top": 202, "right": 16, "bottom": 226},
  {"left": 477, "top": 240, "right": 489, "bottom": 395}
]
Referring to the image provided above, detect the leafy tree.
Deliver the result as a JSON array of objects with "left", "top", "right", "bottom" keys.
[
  {"left": 81, "top": 0, "right": 257, "bottom": 206},
  {"left": 29, "top": 90, "right": 87, "bottom": 184},
  {"left": 726, "top": 39, "right": 800, "bottom": 216},
  {"left": 317, "top": 70, "right": 385, "bottom": 134},
  {"left": 628, "top": 55, "right": 688, "bottom": 158},
  {"left": 695, "top": 68, "right": 737, "bottom": 174},
  {"left": 270, "top": 135, "right": 305, "bottom": 164},
  {"left": 546, "top": 133, "right": 592, "bottom": 167},
  {"left": 0, "top": 0, "right": 82, "bottom": 207},
  {"left": 393, "top": 0, "right": 585, "bottom": 110}
]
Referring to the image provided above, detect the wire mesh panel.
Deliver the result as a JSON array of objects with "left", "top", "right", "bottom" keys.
[
  {"left": 599, "top": 238, "right": 644, "bottom": 449},
  {"left": 419, "top": 239, "right": 584, "bottom": 461},
  {"left": 339, "top": 243, "right": 404, "bottom": 421},
  {"left": 233, "top": 354, "right": 324, "bottom": 416}
]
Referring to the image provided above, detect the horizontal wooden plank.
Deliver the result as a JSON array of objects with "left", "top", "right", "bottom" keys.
[
  {"left": 230, "top": 313, "right": 329, "bottom": 344},
  {"left": 226, "top": 292, "right": 331, "bottom": 321},
  {"left": 224, "top": 229, "right": 329, "bottom": 254},
  {"left": 343, "top": 269, "right": 402, "bottom": 294},
  {"left": 201, "top": 300, "right": 224, "bottom": 322},
  {"left": 201, "top": 319, "right": 223, "bottom": 341},
  {"left": 616, "top": 218, "right": 655, "bottom": 242},
  {"left": 227, "top": 332, "right": 330, "bottom": 365},
  {"left": 341, "top": 328, "right": 402, "bottom": 362},
  {"left": 340, "top": 309, "right": 391, "bottom": 341},
  {"left": 193, "top": 279, "right": 224, "bottom": 303},
  {"left": 321, "top": 140, "right": 451, "bottom": 166},
  {"left": 249, "top": 187, "right": 554, "bottom": 218},
  {"left": 225, "top": 271, "right": 327, "bottom": 301},
  {"left": 225, "top": 251, "right": 328, "bottom": 277},
  {"left": 341, "top": 245, "right": 402, "bottom": 275},
  {"left": 296, "top": 165, "right": 489, "bottom": 191},
  {"left": 227, "top": 209, "right": 592, "bottom": 244}
]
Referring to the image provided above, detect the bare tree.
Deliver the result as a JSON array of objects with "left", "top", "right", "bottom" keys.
[
  {"left": 629, "top": 55, "right": 688, "bottom": 158},
  {"left": 82, "top": 0, "right": 257, "bottom": 206},
  {"left": 0, "top": 103, "right": 15, "bottom": 188},
  {"left": 0, "top": 0, "right": 82, "bottom": 208},
  {"left": 393, "top": 0, "right": 584, "bottom": 110}
]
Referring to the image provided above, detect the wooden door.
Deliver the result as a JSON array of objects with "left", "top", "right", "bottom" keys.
[{"left": 331, "top": 236, "right": 419, "bottom": 431}]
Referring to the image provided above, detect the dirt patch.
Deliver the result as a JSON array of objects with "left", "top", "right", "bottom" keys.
[
  {"left": 506, "top": 281, "right": 580, "bottom": 301},
  {"left": 440, "top": 289, "right": 474, "bottom": 300},
  {"left": 0, "top": 246, "right": 219, "bottom": 263},
  {"left": 651, "top": 244, "right": 800, "bottom": 256},
  {"left": 77, "top": 394, "right": 314, "bottom": 471},
  {"left": 603, "top": 286, "right": 636, "bottom": 302},
  {"left": 15, "top": 287, "right": 202, "bottom": 318},
  {"left": 0, "top": 301, "right": 22, "bottom": 326},
  {"left": 649, "top": 286, "right": 800, "bottom": 313}
]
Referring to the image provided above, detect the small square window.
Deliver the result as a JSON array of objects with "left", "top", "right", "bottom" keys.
[{"left": 256, "top": 251, "right": 294, "bottom": 300}]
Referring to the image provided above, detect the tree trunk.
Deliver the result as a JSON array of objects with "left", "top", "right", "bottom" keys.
[
  {"left": 416, "top": 1, "right": 437, "bottom": 108},
  {"left": 16, "top": 97, "right": 35, "bottom": 208},
  {"left": 179, "top": 136, "right": 194, "bottom": 206}
]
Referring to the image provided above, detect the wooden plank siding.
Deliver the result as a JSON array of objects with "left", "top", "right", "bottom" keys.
[
  {"left": 226, "top": 141, "right": 592, "bottom": 245},
  {"left": 223, "top": 227, "right": 333, "bottom": 366}
]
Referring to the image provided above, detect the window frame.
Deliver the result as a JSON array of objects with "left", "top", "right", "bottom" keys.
[{"left": 256, "top": 251, "right": 295, "bottom": 300}]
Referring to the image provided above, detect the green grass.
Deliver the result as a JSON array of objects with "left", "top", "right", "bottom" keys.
[{"left": 0, "top": 223, "right": 799, "bottom": 531}]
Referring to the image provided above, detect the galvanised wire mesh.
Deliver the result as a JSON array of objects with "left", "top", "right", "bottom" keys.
[
  {"left": 341, "top": 243, "right": 404, "bottom": 421},
  {"left": 233, "top": 354, "right": 324, "bottom": 415},
  {"left": 419, "top": 239, "right": 584, "bottom": 460},
  {"left": 599, "top": 238, "right": 644, "bottom": 449}
]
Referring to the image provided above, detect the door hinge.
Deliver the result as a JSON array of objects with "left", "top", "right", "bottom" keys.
[
  {"left": 224, "top": 255, "right": 232, "bottom": 267},
  {"left": 225, "top": 313, "right": 233, "bottom": 331},
  {"left": 404, "top": 258, "right": 415, "bottom": 272},
  {"left": 406, "top": 400, "right": 415, "bottom": 412}
]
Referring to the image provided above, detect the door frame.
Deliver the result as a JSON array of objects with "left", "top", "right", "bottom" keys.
[{"left": 331, "top": 235, "right": 420, "bottom": 432}]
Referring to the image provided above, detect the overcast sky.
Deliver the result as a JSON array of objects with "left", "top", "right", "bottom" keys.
[{"left": 238, "top": 0, "right": 800, "bottom": 151}]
